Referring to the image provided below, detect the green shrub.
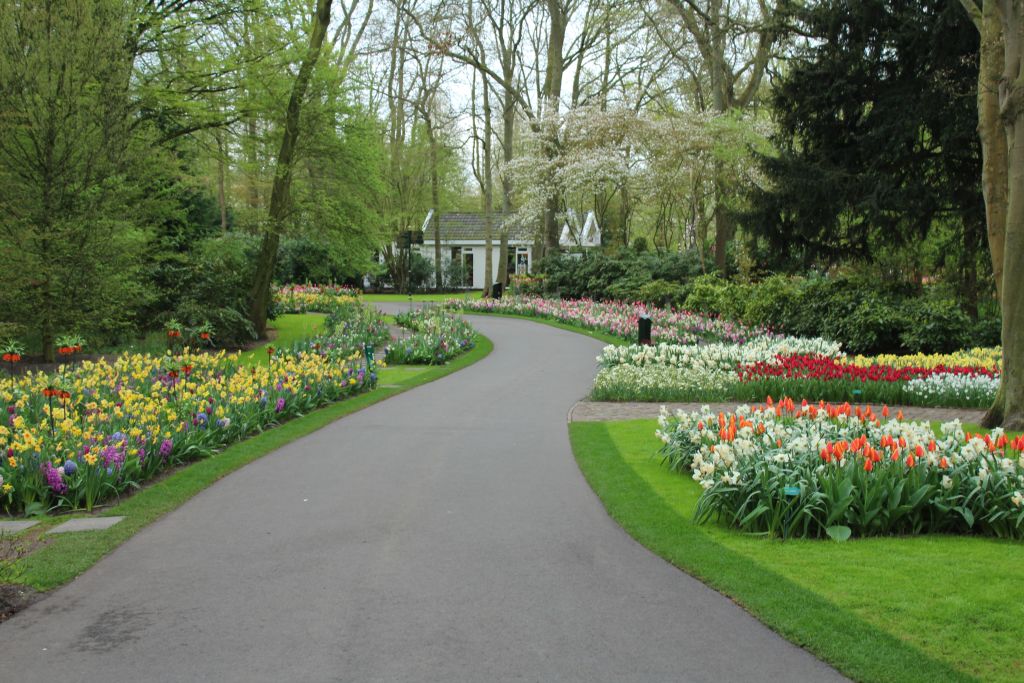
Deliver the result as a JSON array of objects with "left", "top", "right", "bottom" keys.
[
  {"left": 740, "top": 274, "right": 802, "bottom": 330},
  {"left": 682, "top": 274, "right": 745, "bottom": 320},
  {"left": 635, "top": 279, "right": 688, "bottom": 307},
  {"left": 170, "top": 233, "right": 258, "bottom": 348},
  {"left": 899, "top": 297, "right": 971, "bottom": 353}
]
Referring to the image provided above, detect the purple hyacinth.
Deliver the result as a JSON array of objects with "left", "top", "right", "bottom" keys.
[
  {"left": 101, "top": 444, "right": 124, "bottom": 469},
  {"left": 275, "top": 397, "right": 286, "bottom": 413},
  {"left": 42, "top": 462, "right": 67, "bottom": 494},
  {"left": 159, "top": 439, "right": 173, "bottom": 459}
]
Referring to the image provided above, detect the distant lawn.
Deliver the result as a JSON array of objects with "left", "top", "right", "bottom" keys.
[
  {"left": 363, "top": 291, "right": 482, "bottom": 303},
  {"left": 239, "top": 313, "right": 326, "bottom": 365},
  {"left": 571, "top": 419, "right": 1024, "bottom": 683}
]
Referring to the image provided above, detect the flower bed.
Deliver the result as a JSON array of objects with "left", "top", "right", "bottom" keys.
[
  {"left": 0, "top": 295, "right": 392, "bottom": 514},
  {"left": 272, "top": 283, "right": 361, "bottom": 314},
  {"left": 736, "top": 354, "right": 999, "bottom": 408},
  {"left": 388, "top": 307, "right": 476, "bottom": 365},
  {"left": 594, "top": 342, "right": 1001, "bottom": 408},
  {"left": 458, "top": 295, "right": 764, "bottom": 344},
  {"left": 849, "top": 348, "right": 1002, "bottom": 369},
  {"left": 0, "top": 345, "right": 375, "bottom": 514},
  {"left": 657, "top": 398, "right": 1024, "bottom": 539}
]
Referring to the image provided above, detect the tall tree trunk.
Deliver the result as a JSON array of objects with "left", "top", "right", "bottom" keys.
[
  {"left": 217, "top": 127, "right": 228, "bottom": 231},
  {"left": 542, "top": 0, "right": 567, "bottom": 255},
  {"left": 965, "top": 0, "right": 1024, "bottom": 429},
  {"left": 988, "top": 0, "right": 1024, "bottom": 429},
  {"left": 482, "top": 76, "right": 494, "bottom": 296},
  {"left": 427, "top": 119, "right": 442, "bottom": 291},
  {"left": 497, "top": 230, "right": 509, "bottom": 287},
  {"left": 248, "top": 0, "right": 333, "bottom": 336},
  {"left": 498, "top": 89, "right": 515, "bottom": 288},
  {"left": 978, "top": 1, "right": 1008, "bottom": 302}
]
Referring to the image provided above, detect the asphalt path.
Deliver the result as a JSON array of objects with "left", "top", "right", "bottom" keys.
[{"left": 1, "top": 308, "right": 844, "bottom": 682}]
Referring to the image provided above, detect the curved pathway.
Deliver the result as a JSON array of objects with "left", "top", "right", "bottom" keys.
[{"left": 1, "top": 311, "right": 844, "bottom": 682}]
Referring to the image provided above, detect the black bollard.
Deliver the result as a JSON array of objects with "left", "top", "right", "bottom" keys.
[{"left": 638, "top": 314, "right": 652, "bottom": 345}]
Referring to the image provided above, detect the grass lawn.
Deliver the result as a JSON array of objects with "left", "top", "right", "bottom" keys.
[
  {"left": 571, "top": 418, "right": 1024, "bottom": 683},
  {"left": 238, "top": 313, "right": 326, "bottom": 365},
  {"left": 12, "top": 334, "right": 492, "bottom": 592},
  {"left": 363, "top": 291, "right": 482, "bottom": 303}
]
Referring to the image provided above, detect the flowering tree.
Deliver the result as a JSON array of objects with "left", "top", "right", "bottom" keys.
[{"left": 501, "top": 104, "right": 769, "bottom": 257}]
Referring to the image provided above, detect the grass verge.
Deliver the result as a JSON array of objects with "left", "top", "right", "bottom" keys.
[
  {"left": 14, "top": 334, "right": 492, "bottom": 592},
  {"left": 571, "top": 419, "right": 1023, "bottom": 683}
]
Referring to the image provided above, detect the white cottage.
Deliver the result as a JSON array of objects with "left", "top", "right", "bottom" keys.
[{"left": 417, "top": 211, "right": 534, "bottom": 290}]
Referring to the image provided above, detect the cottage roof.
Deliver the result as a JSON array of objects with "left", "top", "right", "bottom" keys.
[{"left": 421, "top": 211, "right": 532, "bottom": 242}]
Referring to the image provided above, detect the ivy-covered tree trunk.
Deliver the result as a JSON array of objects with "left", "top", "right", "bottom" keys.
[{"left": 248, "top": 0, "right": 333, "bottom": 336}]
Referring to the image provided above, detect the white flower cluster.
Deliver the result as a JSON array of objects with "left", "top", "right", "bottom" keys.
[
  {"left": 593, "top": 364, "right": 733, "bottom": 401},
  {"left": 598, "top": 336, "right": 844, "bottom": 371},
  {"left": 905, "top": 372, "right": 1000, "bottom": 404}
]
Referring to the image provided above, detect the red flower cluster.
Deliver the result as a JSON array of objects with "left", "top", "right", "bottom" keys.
[
  {"left": 167, "top": 329, "right": 182, "bottom": 339},
  {"left": 738, "top": 354, "right": 998, "bottom": 383},
  {"left": 42, "top": 387, "right": 71, "bottom": 400},
  {"left": 2, "top": 353, "right": 21, "bottom": 362}
]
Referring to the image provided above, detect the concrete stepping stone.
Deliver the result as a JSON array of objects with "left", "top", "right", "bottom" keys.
[
  {"left": 47, "top": 517, "right": 124, "bottom": 534},
  {"left": 0, "top": 520, "right": 38, "bottom": 534}
]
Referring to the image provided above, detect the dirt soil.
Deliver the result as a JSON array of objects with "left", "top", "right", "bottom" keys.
[{"left": 0, "top": 583, "right": 41, "bottom": 622}]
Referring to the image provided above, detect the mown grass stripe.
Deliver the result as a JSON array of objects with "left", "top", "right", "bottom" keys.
[{"left": 569, "top": 421, "right": 977, "bottom": 683}]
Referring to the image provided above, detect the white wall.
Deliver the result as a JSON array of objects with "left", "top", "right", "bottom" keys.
[{"left": 418, "top": 243, "right": 532, "bottom": 289}]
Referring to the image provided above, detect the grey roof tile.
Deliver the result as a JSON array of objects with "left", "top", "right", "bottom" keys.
[{"left": 425, "top": 212, "right": 533, "bottom": 242}]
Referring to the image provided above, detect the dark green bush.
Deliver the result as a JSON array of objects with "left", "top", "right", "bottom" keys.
[
  {"left": 899, "top": 297, "right": 971, "bottom": 353},
  {"left": 170, "top": 233, "right": 258, "bottom": 348},
  {"left": 681, "top": 275, "right": 721, "bottom": 313},
  {"left": 635, "top": 279, "right": 689, "bottom": 307}
]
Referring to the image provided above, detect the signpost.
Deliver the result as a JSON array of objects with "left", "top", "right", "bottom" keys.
[{"left": 783, "top": 485, "right": 800, "bottom": 540}]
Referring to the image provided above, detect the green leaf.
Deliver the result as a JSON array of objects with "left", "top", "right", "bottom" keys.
[{"left": 826, "top": 525, "right": 852, "bottom": 542}]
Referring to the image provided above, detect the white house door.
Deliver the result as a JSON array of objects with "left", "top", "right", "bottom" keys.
[{"left": 516, "top": 248, "right": 529, "bottom": 275}]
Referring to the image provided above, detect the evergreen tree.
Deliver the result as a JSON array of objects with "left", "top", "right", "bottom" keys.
[{"left": 745, "top": 0, "right": 982, "bottom": 271}]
